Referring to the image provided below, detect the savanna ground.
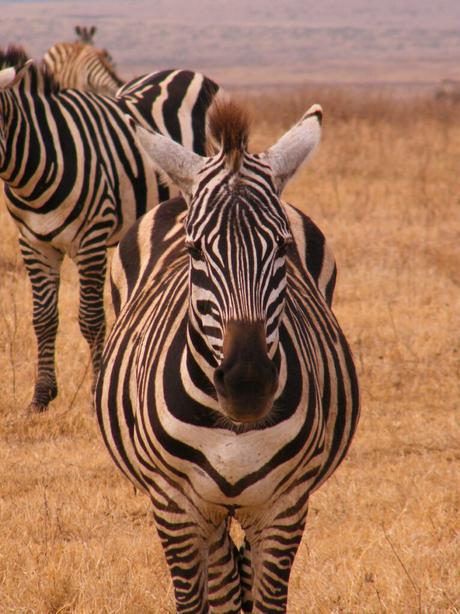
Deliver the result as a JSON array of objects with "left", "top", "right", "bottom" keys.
[{"left": 0, "top": 88, "right": 459, "bottom": 613}]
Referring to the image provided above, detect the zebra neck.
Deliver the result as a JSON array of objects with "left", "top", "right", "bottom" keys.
[{"left": 0, "top": 94, "right": 57, "bottom": 192}]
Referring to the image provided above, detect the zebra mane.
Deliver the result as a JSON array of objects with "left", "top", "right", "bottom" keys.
[
  {"left": 0, "top": 46, "right": 60, "bottom": 94},
  {"left": 0, "top": 46, "right": 30, "bottom": 71},
  {"left": 208, "top": 99, "right": 251, "bottom": 172}
]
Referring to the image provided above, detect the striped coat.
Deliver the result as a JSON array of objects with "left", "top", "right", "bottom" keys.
[
  {"left": 42, "top": 41, "right": 123, "bottom": 95},
  {"left": 96, "top": 101, "right": 359, "bottom": 612}
]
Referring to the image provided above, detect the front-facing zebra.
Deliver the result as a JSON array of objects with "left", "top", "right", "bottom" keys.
[
  {"left": 0, "top": 47, "right": 219, "bottom": 412},
  {"left": 96, "top": 100, "right": 360, "bottom": 612}
]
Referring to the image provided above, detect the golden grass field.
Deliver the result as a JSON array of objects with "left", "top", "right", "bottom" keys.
[{"left": 0, "top": 89, "right": 459, "bottom": 613}]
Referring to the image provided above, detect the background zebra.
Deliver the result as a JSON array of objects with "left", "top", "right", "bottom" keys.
[
  {"left": 0, "top": 46, "right": 220, "bottom": 412},
  {"left": 96, "top": 100, "right": 359, "bottom": 612},
  {"left": 75, "top": 25, "right": 97, "bottom": 46},
  {"left": 42, "top": 39, "right": 124, "bottom": 95}
]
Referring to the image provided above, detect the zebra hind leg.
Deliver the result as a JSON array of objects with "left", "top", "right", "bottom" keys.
[
  {"left": 76, "top": 246, "right": 107, "bottom": 396},
  {"left": 19, "top": 239, "right": 64, "bottom": 412}
]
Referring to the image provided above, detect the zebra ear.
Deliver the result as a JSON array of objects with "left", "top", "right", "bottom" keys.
[
  {"left": 0, "top": 60, "right": 33, "bottom": 90},
  {"left": 135, "top": 125, "right": 206, "bottom": 196},
  {"left": 0, "top": 67, "right": 16, "bottom": 89},
  {"left": 263, "top": 104, "right": 322, "bottom": 193}
]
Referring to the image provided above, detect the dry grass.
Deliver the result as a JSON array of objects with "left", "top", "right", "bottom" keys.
[{"left": 0, "top": 89, "right": 459, "bottom": 613}]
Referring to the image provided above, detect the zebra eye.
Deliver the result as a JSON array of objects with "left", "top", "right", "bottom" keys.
[
  {"left": 186, "top": 240, "right": 203, "bottom": 260},
  {"left": 276, "top": 236, "right": 292, "bottom": 257}
]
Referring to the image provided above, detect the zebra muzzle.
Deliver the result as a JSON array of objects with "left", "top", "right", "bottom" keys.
[{"left": 214, "top": 320, "right": 278, "bottom": 423}]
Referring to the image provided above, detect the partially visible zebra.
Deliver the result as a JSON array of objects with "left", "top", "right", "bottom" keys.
[
  {"left": 116, "top": 68, "right": 221, "bottom": 203},
  {"left": 96, "top": 100, "right": 359, "bottom": 612},
  {"left": 75, "top": 25, "right": 97, "bottom": 45},
  {"left": 0, "top": 46, "right": 220, "bottom": 412},
  {"left": 42, "top": 40, "right": 123, "bottom": 95}
]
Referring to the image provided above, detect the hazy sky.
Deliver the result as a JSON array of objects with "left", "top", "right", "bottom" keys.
[{"left": 2, "top": 0, "right": 460, "bottom": 86}]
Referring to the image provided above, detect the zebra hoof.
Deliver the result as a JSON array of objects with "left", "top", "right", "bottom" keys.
[
  {"left": 27, "top": 400, "right": 49, "bottom": 413},
  {"left": 28, "top": 383, "right": 58, "bottom": 413}
]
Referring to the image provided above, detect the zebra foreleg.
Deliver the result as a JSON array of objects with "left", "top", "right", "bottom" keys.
[
  {"left": 238, "top": 498, "right": 309, "bottom": 613},
  {"left": 207, "top": 517, "right": 242, "bottom": 613},
  {"left": 76, "top": 246, "right": 107, "bottom": 394},
  {"left": 153, "top": 499, "right": 241, "bottom": 613},
  {"left": 19, "top": 238, "right": 64, "bottom": 412},
  {"left": 155, "top": 514, "right": 209, "bottom": 613}
]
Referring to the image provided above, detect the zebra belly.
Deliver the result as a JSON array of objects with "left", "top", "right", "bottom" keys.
[{"left": 6, "top": 193, "right": 119, "bottom": 259}]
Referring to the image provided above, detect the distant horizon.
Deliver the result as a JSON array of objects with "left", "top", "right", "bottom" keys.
[{"left": 2, "top": 0, "right": 460, "bottom": 87}]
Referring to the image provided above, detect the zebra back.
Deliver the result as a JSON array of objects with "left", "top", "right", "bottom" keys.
[
  {"left": 116, "top": 69, "right": 221, "bottom": 155},
  {"left": 0, "top": 47, "right": 224, "bottom": 413},
  {"left": 42, "top": 42, "right": 123, "bottom": 96}
]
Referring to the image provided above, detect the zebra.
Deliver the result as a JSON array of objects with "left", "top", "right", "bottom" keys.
[
  {"left": 42, "top": 40, "right": 123, "bottom": 95},
  {"left": 0, "top": 46, "right": 220, "bottom": 412},
  {"left": 75, "top": 25, "right": 97, "bottom": 45},
  {"left": 95, "top": 99, "right": 360, "bottom": 612}
]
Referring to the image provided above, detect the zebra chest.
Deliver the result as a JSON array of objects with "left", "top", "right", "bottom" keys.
[
  {"left": 134, "top": 355, "right": 324, "bottom": 508},
  {"left": 142, "top": 406, "right": 320, "bottom": 507},
  {"left": 130, "top": 307, "right": 325, "bottom": 508}
]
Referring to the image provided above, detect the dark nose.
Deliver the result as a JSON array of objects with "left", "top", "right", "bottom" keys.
[
  {"left": 213, "top": 321, "right": 278, "bottom": 422},
  {"left": 214, "top": 357, "right": 278, "bottom": 399}
]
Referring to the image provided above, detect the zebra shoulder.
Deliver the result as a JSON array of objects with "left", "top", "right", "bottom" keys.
[
  {"left": 284, "top": 203, "right": 337, "bottom": 307},
  {"left": 110, "top": 197, "right": 187, "bottom": 315}
]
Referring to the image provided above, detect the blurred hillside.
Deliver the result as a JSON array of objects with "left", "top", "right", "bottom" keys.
[{"left": 1, "top": 0, "right": 460, "bottom": 88}]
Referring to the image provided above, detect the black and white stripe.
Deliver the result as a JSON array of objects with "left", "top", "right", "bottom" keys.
[
  {"left": 117, "top": 69, "right": 220, "bottom": 154},
  {"left": 0, "top": 47, "right": 220, "bottom": 412},
  {"left": 96, "top": 100, "right": 359, "bottom": 612}
]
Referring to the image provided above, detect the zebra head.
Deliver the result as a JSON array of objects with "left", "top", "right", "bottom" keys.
[
  {"left": 75, "top": 25, "right": 97, "bottom": 45},
  {"left": 137, "top": 100, "right": 322, "bottom": 423}
]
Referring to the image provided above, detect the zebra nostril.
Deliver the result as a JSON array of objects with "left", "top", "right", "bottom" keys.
[
  {"left": 214, "top": 367, "right": 226, "bottom": 396},
  {"left": 269, "top": 361, "right": 279, "bottom": 392}
]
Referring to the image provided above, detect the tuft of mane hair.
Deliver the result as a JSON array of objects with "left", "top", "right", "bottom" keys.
[
  {"left": 0, "top": 46, "right": 30, "bottom": 70},
  {"left": 0, "top": 45, "right": 60, "bottom": 94},
  {"left": 208, "top": 99, "right": 251, "bottom": 172}
]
